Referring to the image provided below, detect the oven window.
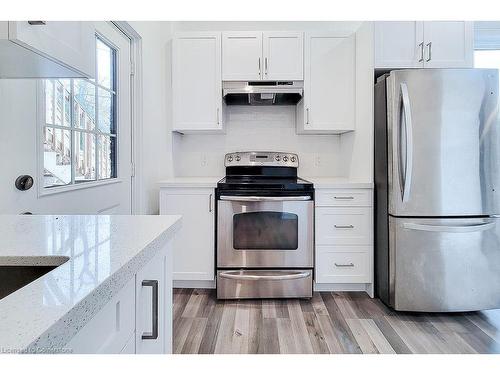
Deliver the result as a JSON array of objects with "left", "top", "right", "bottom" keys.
[{"left": 233, "top": 211, "right": 299, "bottom": 250}]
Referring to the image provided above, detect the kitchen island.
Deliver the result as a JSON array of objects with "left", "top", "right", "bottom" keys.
[{"left": 0, "top": 214, "right": 181, "bottom": 354}]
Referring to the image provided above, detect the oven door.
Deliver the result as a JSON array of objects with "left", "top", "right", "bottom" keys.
[{"left": 217, "top": 195, "right": 314, "bottom": 268}]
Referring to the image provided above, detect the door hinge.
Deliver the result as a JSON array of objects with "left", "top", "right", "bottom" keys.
[{"left": 131, "top": 162, "right": 136, "bottom": 177}]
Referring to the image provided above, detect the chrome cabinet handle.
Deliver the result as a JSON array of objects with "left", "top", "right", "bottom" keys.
[
  {"left": 28, "top": 21, "right": 46, "bottom": 25},
  {"left": 258, "top": 58, "right": 261, "bottom": 77},
  {"left": 209, "top": 193, "right": 213, "bottom": 212},
  {"left": 219, "top": 271, "right": 311, "bottom": 281},
  {"left": 333, "top": 196, "right": 354, "bottom": 200},
  {"left": 334, "top": 225, "right": 354, "bottom": 229},
  {"left": 265, "top": 57, "right": 268, "bottom": 76},
  {"left": 335, "top": 263, "right": 354, "bottom": 267},
  {"left": 418, "top": 42, "right": 424, "bottom": 62},
  {"left": 426, "top": 42, "right": 432, "bottom": 62},
  {"left": 219, "top": 195, "right": 311, "bottom": 202},
  {"left": 141, "top": 280, "right": 159, "bottom": 340},
  {"left": 403, "top": 222, "right": 495, "bottom": 233},
  {"left": 400, "top": 82, "right": 413, "bottom": 203},
  {"left": 216, "top": 108, "right": 220, "bottom": 125},
  {"left": 306, "top": 107, "right": 310, "bottom": 124}
]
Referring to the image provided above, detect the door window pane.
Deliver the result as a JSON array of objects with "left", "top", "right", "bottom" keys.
[
  {"left": 43, "top": 127, "right": 71, "bottom": 187},
  {"left": 45, "top": 80, "right": 54, "bottom": 125},
  {"left": 233, "top": 212, "right": 299, "bottom": 250},
  {"left": 98, "top": 135, "right": 116, "bottom": 179},
  {"left": 97, "top": 38, "right": 114, "bottom": 90},
  {"left": 74, "top": 131, "right": 96, "bottom": 182},
  {"left": 73, "top": 80, "right": 96, "bottom": 130},
  {"left": 98, "top": 88, "right": 115, "bottom": 134}
]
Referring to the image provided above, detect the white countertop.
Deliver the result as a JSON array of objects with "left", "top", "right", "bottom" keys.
[
  {"left": 158, "top": 176, "right": 221, "bottom": 188},
  {"left": 0, "top": 214, "right": 181, "bottom": 353},
  {"left": 158, "top": 176, "right": 373, "bottom": 189}
]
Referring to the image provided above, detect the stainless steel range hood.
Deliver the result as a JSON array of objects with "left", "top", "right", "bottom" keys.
[{"left": 222, "top": 81, "right": 303, "bottom": 106}]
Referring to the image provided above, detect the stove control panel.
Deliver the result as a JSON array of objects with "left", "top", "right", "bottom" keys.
[{"left": 224, "top": 151, "right": 299, "bottom": 168}]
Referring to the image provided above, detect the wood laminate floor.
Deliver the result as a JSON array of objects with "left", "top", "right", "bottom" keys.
[{"left": 173, "top": 289, "right": 500, "bottom": 354}]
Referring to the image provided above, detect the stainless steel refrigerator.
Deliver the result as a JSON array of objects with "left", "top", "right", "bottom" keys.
[{"left": 374, "top": 69, "right": 500, "bottom": 312}]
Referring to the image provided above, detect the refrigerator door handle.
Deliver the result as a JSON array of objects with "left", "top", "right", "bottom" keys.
[
  {"left": 403, "top": 222, "right": 495, "bottom": 233},
  {"left": 400, "top": 82, "right": 413, "bottom": 203}
]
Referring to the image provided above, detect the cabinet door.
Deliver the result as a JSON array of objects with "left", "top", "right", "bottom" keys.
[
  {"left": 136, "top": 249, "right": 166, "bottom": 354},
  {"left": 173, "top": 33, "right": 223, "bottom": 132},
  {"left": 423, "top": 21, "right": 473, "bottom": 68},
  {"left": 299, "top": 33, "right": 356, "bottom": 134},
  {"left": 222, "top": 32, "right": 262, "bottom": 81},
  {"left": 262, "top": 32, "right": 303, "bottom": 80},
  {"left": 8, "top": 21, "right": 95, "bottom": 78},
  {"left": 160, "top": 188, "right": 215, "bottom": 281},
  {"left": 374, "top": 21, "right": 424, "bottom": 68}
]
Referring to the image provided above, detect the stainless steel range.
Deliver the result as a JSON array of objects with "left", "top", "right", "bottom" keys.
[{"left": 216, "top": 151, "right": 314, "bottom": 299}]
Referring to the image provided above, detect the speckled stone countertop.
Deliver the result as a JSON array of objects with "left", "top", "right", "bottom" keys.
[{"left": 0, "top": 214, "right": 181, "bottom": 353}]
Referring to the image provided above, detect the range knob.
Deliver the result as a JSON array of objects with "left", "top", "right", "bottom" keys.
[
  {"left": 227, "top": 156, "right": 233, "bottom": 162},
  {"left": 235, "top": 155, "right": 241, "bottom": 162},
  {"left": 275, "top": 155, "right": 281, "bottom": 161},
  {"left": 291, "top": 156, "right": 296, "bottom": 162},
  {"left": 283, "top": 156, "right": 288, "bottom": 162}
]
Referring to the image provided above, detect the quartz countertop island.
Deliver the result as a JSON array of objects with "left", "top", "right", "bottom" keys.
[{"left": 0, "top": 214, "right": 181, "bottom": 353}]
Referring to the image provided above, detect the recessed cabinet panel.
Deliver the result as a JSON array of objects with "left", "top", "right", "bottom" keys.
[
  {"left": 422, "top": 21, "right": 473, "bottom": 68},
  {"left": 263, "top": 32, "right": 303, "bottom": 80},
  {"left": 222, "top": 32, "right": 262, "bottom": 81},
  {"left": 172, "top": 33, "right": 223, "bottom": 132},
  {"left": 374, "top": 21, "right": 424, "bottom": 68},
  {"left": 298, "top": 33, "right": 356, "bottom": 134}
]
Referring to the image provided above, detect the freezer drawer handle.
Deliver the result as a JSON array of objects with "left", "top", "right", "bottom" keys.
[
  {"left": 403, "top": 222, "right": 495, "bottom": 233},
  {"left": 334, "top": 225, "right": 354, "bottom": 229},
  {"left": 334, "top": 262, "right": 354, "bottom": 267},
  {"left": 141, "top": 280, "right": 159, "bottom": 340},
  {"left": 219, "top": 271, "right": 311, "bottom": 281},
  {"left": 220, "top": 195, "right": 311, "bottom": 202}
]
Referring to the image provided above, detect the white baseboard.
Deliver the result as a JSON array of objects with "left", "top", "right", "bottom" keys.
[
  {"left": 173, "top": 280, "right": 216, "bottom": 289},
  {"left": 314, "top": 282, "right": 374, "bottom": 297}
]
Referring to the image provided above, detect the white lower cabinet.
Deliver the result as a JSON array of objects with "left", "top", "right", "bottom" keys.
[
  {"left": 160, "top": 187, "right": 215, "bottom": 285},
  {"left": 314, "top": 187, "right": 374, "bottom": 295},
  {"left": 66, "top": 240, "right": 173, "bottom": 354}
]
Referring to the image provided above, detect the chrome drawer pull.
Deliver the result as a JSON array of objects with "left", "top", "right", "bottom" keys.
[
  {"left": 219, "top": 271, "right": 311, "bottom": 281},
  {"left": 333, "top": 196, "right": 354, "bottom": 200},
  {"left": 334, "top": 262, "right": 354, "bottom": 267},
  {"left": 334, "top": 224, "right": 354, "bottom": 229}
]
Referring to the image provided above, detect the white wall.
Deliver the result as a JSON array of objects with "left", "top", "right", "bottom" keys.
[{"left": 170, "top": 21, "right": 374, "bottom": 180}]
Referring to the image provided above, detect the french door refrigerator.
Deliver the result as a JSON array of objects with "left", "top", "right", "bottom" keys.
[{"left": 375, "top": 69, "right": 500, "bottom": 312}]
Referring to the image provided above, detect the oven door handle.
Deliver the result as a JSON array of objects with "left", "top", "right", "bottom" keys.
[
  {"left": 219, "top": 271, "right": 311, "bottom": 281},
  {"left": 219, "top": 195, "right": 312, "bottom": 202}
]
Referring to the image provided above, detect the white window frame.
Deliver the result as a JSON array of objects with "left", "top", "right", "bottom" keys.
[{"left": 37, "top": 33, "right": 123, "bottom": 197}]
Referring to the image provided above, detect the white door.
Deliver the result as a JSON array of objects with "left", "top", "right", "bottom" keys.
[
  {"left": 8, "top": 21, "right": 95, "bottom": 77},
  {"left": 136, "top": 249, "right": 166, "bottom": 354},
  {"left": 423, "top": 21, "right": 474, "bottom": 68},
  {"left": 262, "top": 32, "right": 303, "bottom": 80},
  {"left": 0, "top": 22, "right": 132, "bottom": 215},
  {"left": 222, "top": 32, "right": 262, "bottom": 81},
  {"left": 299, "top": 32, "right": 356, "bottom": 134},
  {"left": 374, "top": 21, "right": 424, "bottom": 68},
  {"left": 172, "top": 33, "right": 222, "bottom": 132},
  {"left": 160, "top": 188, "right": 215, "bottom": 282}
]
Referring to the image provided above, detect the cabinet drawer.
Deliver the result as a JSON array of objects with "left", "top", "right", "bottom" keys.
[
  {"left": 316, "top": 207, "right": 372, "bottom": 245},
  {"left": 316, "top": 247, "right": 370, "bottom": 283},
  {"left": 315, "top": 189, "right": 372, "bottom": 207}
]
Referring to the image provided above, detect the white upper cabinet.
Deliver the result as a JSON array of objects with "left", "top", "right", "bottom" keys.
[
  {"left": 422, "top": 21, "right": 473, "bottom": 68},
  {"left": 172, "top": 32, "right": 223, "bottom": 133},
  {"left": 262, "top": 32, "right": 303, "bottom": 80},
  {"left": 222, "top": 31, "right": 303, "bottom": 81},
  {"left": 297, "top": 32, "right": 356, "bottom": 134},
  {"left": 374, "top": 21, "right": 424, "bottom": 68},
  {"left": 222, "top": 32, "right": 262, "bottom": 81},
  {"left": 374, "top": 21, "right": 473, "bottom": 69},
  {"left": 0, "top": 21, "right": 95, "bottom": 78}
]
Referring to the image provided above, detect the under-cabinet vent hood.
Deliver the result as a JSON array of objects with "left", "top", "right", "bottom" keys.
[{"left": 222, "top": 81, "right": 303, "bottom": 106}]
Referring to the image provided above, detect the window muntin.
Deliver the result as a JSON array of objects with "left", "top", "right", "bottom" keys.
[{"left": 43, "top": 36, "right": 117, "bottom": 189}]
